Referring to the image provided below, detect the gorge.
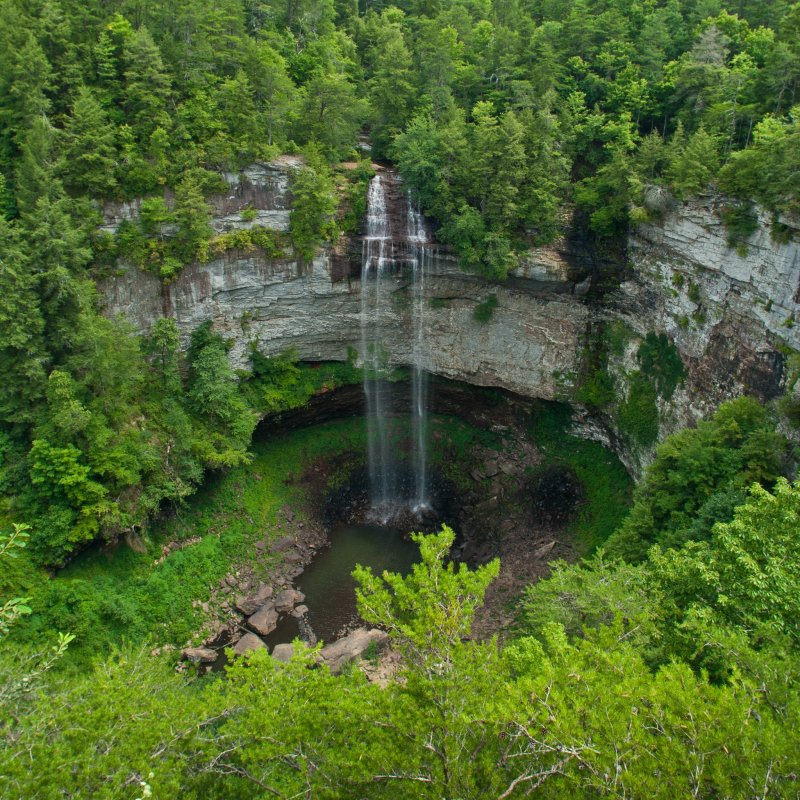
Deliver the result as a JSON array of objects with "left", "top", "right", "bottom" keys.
[
  {"left": 100, "top": 159, "right": 800, "bottom": 477},
  {"left": 5, "top": 1, "right": 800, "bottom": 793}
]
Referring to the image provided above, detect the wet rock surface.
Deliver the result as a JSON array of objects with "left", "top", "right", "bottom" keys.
[{"left": 232, "top": 633, "right": 267, "bottom": 657}]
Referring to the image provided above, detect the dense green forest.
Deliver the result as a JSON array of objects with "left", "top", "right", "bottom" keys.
[
  {"left": 2, "top": 0, "right": 800, "bottom": 796},
  {"left": 1, "top": 0, "right": 800, "bottom": 562},
  {"left": 2, "top": 402, "right": 800, "bottom": 797}
]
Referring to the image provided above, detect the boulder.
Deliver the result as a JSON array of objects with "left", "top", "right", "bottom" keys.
[
  {"left": 482, "top": 459, "right": 500, "bottom": 477},
  {"left": 534, "top": 540, "right": 556, "bottom": 560},
  {"left": 292, "top": 604, "right": 309, "bottom": 617},
  {"left": 235, "top": 583, "right": 274, "bottom": 615},
  {"left": 248, "top": 602, "right": 279, "bottom": 636},
  {"left": 232, "top": 633, "right": 267, "bottom": 657},
  {"left": 274, "top": 588, "right": 305, "bottom": 613},
  {"left": 318, "top": 628, "right": 389, "bottom": 674},
  {"left": 274, "top": 536, "right": 295, "bottom": 551},
  {"left": 181, "top": 647, "right": 217, "bottom": 664},
  {"left": 271, "top": 643, "right": 295, "bottom": 663}
]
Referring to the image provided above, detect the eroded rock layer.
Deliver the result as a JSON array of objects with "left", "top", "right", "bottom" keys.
[{"left": 99, "top": 161, "right": 800, "bottom": 475}]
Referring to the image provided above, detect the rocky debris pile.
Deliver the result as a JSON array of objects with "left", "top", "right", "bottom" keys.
[
  {"left": 183, "top": 625, "right": 393, "bottom": 679},
  {"left": 178, "top": 505, "right": 326, "bottom": 660},
  {"left": 235, "top": 583, "right": 274, "bottom": 615}
]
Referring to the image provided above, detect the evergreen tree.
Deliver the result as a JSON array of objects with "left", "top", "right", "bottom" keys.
[
  {"left": 59, "top": 86, "right": 118, "bottom": 197},
  {"left": 0, "top": 218, "right": 48, "bottom": 426},
  {"left": 243, "top": 40, "right": 295, "bottom": 147},
  {"left": 121, "top": 25, "right": 171, "bottom": 142},
  {"left": 170, "top": 173, "right": 212, "bottom": 265},
  {"left": 288, "top": 147, "right": 338, "bottom": 260},
  {"left": 13, "top": 117, "right": 60, "bottom": 216},
  {"left": 666, "top": 125, "right": 720, "bottom": 198}
]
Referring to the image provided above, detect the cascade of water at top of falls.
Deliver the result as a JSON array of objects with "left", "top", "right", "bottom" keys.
[{"left": 360, "top": 173, "right": 433, "bottom": 521}]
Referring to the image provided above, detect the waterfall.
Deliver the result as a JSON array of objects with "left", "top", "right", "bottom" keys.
[
  {"left": 361, "top": 175, "right": 396, "bottom": 518},
  {"left": 360, "top": 173, "right": 432, "bottom": 520},
  {"left": 408, "top": 196, "right": 431, "bottom": 513}
]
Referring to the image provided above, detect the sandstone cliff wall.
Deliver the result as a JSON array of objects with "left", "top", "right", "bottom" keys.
[{"left": 98, "top": 163, "right": 800, "bottom": 477}]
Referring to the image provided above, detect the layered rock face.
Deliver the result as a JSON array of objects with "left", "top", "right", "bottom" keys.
[
  {"left": 615, "top": 199, "right": 798, "bottom": 439},
  {"left": 99, "top": 161, "right": 800, "bottom": 475},
  {"left": 100, "top": 162, "right": 590, "bottom": 402}
]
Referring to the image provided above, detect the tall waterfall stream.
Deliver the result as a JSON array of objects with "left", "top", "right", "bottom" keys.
[{"left": 360, "top": 172, "right": 433, "bottom": 521}]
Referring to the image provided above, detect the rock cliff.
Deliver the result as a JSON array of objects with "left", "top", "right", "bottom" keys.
[
  {"left": 99, "top": 162, "right": 800, "bottom": 477},
  {"left": 100, "top": 162, "right": 590, "bottom": 402}
]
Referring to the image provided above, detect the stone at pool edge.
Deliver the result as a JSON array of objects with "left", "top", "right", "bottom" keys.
[
  {"left": 271, "top": 643, "right": 295, "bottom": 663},
  {"left": 235, "top": 583, "right": 274, "bottom": 615},
  {"left": 181, "top": 647, "right": 217, "bottom": 664},
  {"left": 274, "top": 588, "right": 305, "bottom": 613},
  {"left": 247, "top": 602, "right": 279, "bottom": 636},
  {"left": 233, "top": 632, "right": 268, "bottom": 657},
  {"left": 318, "top": 628, "right": 389, "bottom": 675}
]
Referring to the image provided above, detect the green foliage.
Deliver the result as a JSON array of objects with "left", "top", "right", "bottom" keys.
[
  {"left": 519, "top": 551, "right": 663, "bottom": 650},
  {"left": 59, "top": 87, "right": 118, "bottom": 197},
  {"left": 5, "top": 515, "right": 799, "bottom": 799},
  {"left": 209, "top": 226, "right": 289, "bottom": 259},
  {"left": 615, "top": 332, "right": 685, "bottom": 448},
  {"left": 664, "top": 125, "right": 721, "bottom": 198},
  {"left": 8, "top": 417, "right": 367, "bottom": 667},
  {"left": 356, "top": 526, "right": 499, "bottom": 659},
  {"left": 720, "top": 200, "right": 759, "bottom": 252},
  {"left": 472, "top": 292, "right": 497, "bottom": 322},
  {"left": 289, "top": 147, "right": 338, "bottom": 261},
  {"left": 606, "top": 397, "right": 787, "bottom": 562},
  {"left": 245, "top": 349, "right": 363, "bottom": 415},
  {"left": 617, "top": 371, "right": 660, "bottom": 447},
  {"left": 575, "top": 324, "right": 618, "bottom": 410},
  {"left": 337, "top": 159, "right": 375, "bottom": 234},
  {"left": 171, "top": 174, "right": 213, "bottom": 265},
  {"left": 651, "top": 478, "right": 800, "bottom": 644},
  {"left": 529, "top": 402, "right": 633, "bottom": 551},
  {"left": 0, "top": 522, "right": 74, "bottom": 710},
  {"left": 187, "top": 323, "right": 256, "bottom": 467},
  {"left": 637, "top": 332, "right": 685, "bottom": 400}
]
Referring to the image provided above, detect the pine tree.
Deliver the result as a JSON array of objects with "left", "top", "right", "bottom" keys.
[
  {"left": 171, "top": 174, "right": 212, "bottom": 265},
  {"left": 13, "top": 117, "right": 60, "bottom": 216},
  {"left": 666, "top": 125, "right": 720, "bottom": 198},
  {"left": 243, "top": 40, "right": 295, "bottom": 147},
  {"left": 122, "top": 26, "right": 171, "bottom": 142},
  {"left": 59, "top": 86, "right": 118, "bottom": 197},
  {"left": 6, "top": 33, "right": 53, "bottom": 142},
  {"left": 0, "top": 217, "right": 48, "bottom": 425}
]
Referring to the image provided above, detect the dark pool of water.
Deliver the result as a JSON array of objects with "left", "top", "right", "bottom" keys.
[{"left": 264, "top": 522, "right": 420, "bottom": 648}]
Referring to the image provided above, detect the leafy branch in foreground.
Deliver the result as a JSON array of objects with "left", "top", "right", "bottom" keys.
[{"left": 0, "top": 523, "right": 74, "bottom": 705}]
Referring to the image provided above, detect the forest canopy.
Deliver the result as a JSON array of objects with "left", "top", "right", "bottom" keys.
[
  {"left": 1, "top": 1, "right": 800, "bottom": 570},
  {"left": 1, "top": 3, "right": 800, "bottom": 795}
]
